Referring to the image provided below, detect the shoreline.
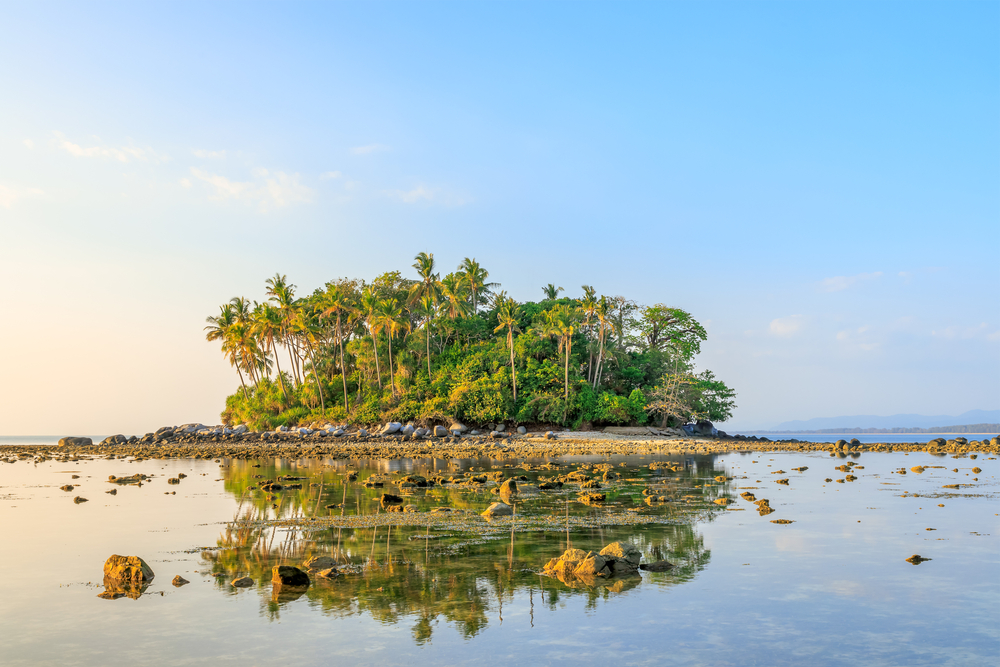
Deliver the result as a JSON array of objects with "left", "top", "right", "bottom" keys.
[{"left": 2, "top": 431, "right": 997, "bottom": 460}]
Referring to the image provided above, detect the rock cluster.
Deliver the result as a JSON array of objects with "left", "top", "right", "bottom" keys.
[{"left": 543, "top": 541, "right": 646, "bottom": 584}]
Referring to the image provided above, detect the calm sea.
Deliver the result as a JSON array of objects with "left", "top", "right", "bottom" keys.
[{"left": 735, "top": 432, "right": 998, "bottom": 444}]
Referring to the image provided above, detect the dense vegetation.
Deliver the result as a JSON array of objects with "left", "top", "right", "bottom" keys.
[{"left": 206, "top": 253, "right": 736, "bottom": 431}]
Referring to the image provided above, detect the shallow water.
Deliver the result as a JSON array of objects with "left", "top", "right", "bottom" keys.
[
  {"left": 737, "top": 432, "right": 998, "bottom": 444},
  {"left": 0, "top": 449, "right": 997, "bottom": 666}
]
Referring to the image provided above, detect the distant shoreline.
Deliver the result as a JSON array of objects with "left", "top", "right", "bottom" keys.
[{"left": 744, "top": 423, "right": 1000, "bottom": 435}]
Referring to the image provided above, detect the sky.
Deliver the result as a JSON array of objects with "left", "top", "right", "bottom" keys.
[{"left": 1, "top": 0, "right": 997, "bottom": 435}]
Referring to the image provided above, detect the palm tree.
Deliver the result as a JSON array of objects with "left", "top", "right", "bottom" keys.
[
  {"left": 290, "top": 308, "right": 326, "bottom": 414},
  {"left": 579, "top": 286, "right": 598, "bottom": 382},
  {"left": 537, "top": 303, "right": 579, "bottom": 421},
  {"left": 492, "top": 291, "right": 521, "bottom": 401},
  {"left": 376, "top": 298, "right": 408, "bottom": 396},
  {"left": 320, "top": 282, "right": 355, "bottom": 414},
  {"left": 408, "top": 252, "right": 441, "bottom": 305},
  {"left": 205, "top": 302, "right": 251, "bottom": 399},
  {"left": 253, "top": 303, "right": 290, "bottom": 402},
  {"left": 593, "top": 296, "right": 611, "bottom": 389},
  {"left": 359, "top": 287, "right": 383, "bottom": 390},
  {"left": 542, "top": 284, "right": 564, "bottom": 301},
  {"left": 457, "top": 257, "right": 497, "bottom": 314},
  {"left": 439, "top": 274, "right": 471, "bottom": 320},
  {"left": 416, "top": 294, "right": 436, "bottom": 382},
  {"left": 265, "top": 273, "right": 302, "bottom": 386}
]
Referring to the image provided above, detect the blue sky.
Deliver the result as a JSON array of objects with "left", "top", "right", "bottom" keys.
[{"left": 1, "top": 1, "right": 997, "bottom": 433}]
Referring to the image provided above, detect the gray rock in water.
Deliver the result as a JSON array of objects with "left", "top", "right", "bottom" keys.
[
  {"left": 401, "top": 424, "right": 415, "bottom": 436},
  {"left": 639, "top": 560, "right": 674, "bottom": 572},
  {"left": 357, "top": 428, "right": 368, "bottom": 437},
  {"left": 303, "top": 556, "right": 337, "bottom": 572},
  {"left": 481, "top": 502, "right": 513, "bottom": 518},
  {"left": 172, "top": 575, "right": 190, "bottom": 586},
  {"left": 381, "top": 422, "right": 402, "bottom": 435},
  {"left": 470, "top": 430, "right": 480, "bottom": 436},
  {"left": 434, "top": 425, "right": 449, "bottom": 437},
  {"left": 272, "top": 565, "right": 310, "bottom": 587},
  {"left": 545, "top": 431, "right": 556, "bottom": 440},
  {"left": 449, "top": 421, "right": 468, "bottom": 433},
  {"left": 517, "top": 426, "right": 527, "bottom": 435},
  {"left": 495, "top": 423, "right": 506, "bottom": 433},
  {"left": 600, "top": 541, "right": 642, "bottom": 570},
  {"left": 231, "top": 576, "right": 254, "bottom": 587}
]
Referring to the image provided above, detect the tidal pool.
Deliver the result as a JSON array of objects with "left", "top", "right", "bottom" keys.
[{"left": 0, "top": 449, "right": 997, "bottom": 666}]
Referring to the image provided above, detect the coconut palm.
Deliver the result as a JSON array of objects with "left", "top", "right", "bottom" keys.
[
  {"left": 492, "top": 291, "right": 521, "bottom": 401},
  {"left": 375, "top": 298, "right": 410, "bottom": 396},
  {"left": 439, "top": 274, "right": 471, "bottom": 320},
  {"left": 290, "top": 308, "right": 326, "bottom": 413},
  {"left": 537, "top": 303, "right": 579, "bottom": 420},
  {"left": 593, "top": 296, "right": 612, "bottom": 389},
  {"left": 579, "top": 286, "right": 598, "bottom": 382},
  {"left": 320, "top": 282, "right": 355, "bottom": 414},
  {"left": 408, "top": 252, "right": 441, "bottom": 305},
  {"left": 542, "top": 284, "right": 563, "bottom": 300},
  {"left": 253, "top": 303, "right": 290, "bottom": 402},
  {"left": 415, "top": 293, "right": 437, "bottom": 382},
  {"left": 457, "top": 257, "right": 497, "bottom": 314},
  {"left": 265, "top": 273, "right": 302, "bottom": 386},
  {"left": 205, "top": 302, "right": 251, "bottom": 398},
  {"left": 359, "top": 287, "right": 383, "bottom": 390}
]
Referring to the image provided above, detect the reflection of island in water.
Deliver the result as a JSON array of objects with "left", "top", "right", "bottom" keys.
[{"left": 203, "top": 453, "right": 724, "bottom": 644}]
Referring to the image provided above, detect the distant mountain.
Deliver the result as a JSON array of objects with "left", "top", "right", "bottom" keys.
[{"left": 771, "top": 409, "right": 1000, "bottom": 431}]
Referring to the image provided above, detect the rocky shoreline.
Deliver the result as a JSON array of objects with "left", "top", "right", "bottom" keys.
[{"left": 4, "top": 421, "right": 998, "bottom": 461}]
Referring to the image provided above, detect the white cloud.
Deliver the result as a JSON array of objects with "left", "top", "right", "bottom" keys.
[
  {"left": 0, "top": 184, "right": 44, "bottom": 208},
  {"left": 386, "top": 185, "right": 471, "bottom": 207},
  {"left": 189, "top": 167, "right": 312, "bottom": 212},
  {"left": 320, "top": 171, "right": 342, "bottom": 180},
  {"left": 23, "top": 139, "right": 34, "bottom": 149},
  {"left": 820, "top": 271, "right": 883, "bottom": 292},
  {"left": 351, "top": 143, "right": 389, "bottom": 155},
  {"left": 769, "top": 315, "right": 804, "bottom": 337},
  {"left": 53, "top": 131, "right": 165, "bottom": 163},
  {"left": 931, "top": 323, "right": 999, "bottom": 342},
  {"left": 179, "top": 178, "right": 192, "bottom": 188},
  {"left": 193, "top": 149, "right": 226, "bottom": 159}
]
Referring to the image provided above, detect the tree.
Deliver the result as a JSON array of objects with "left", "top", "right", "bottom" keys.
[
  {"left": 542, "top": 284, "right": 563, "bottom": 300},
  {"left": 492, "top": 291, "right": 521, "bottom": 401},
  {"left": 290, "top": 307, "right": 326, "bottom": 414},
  {"left": 415, "top": 294, "right": 436, "bottom": 383},
  {"left": 457, "top": 257, "right": 496, "bottom": 314},
  {"left": 359, "top": 287, "right": 383, "bottom": 390},
  {"left": 536, "top": 303, "right": 579, "bottom": 421},
  {"left": 253, "top": 303, "right": 290, "bottom": 402},
  {"left": 691, "top": 370, "right": 737, "bottom": 422},
  {"left": 205, "top": 301, "right": 250, "bottom": 398},
  {"left": 376, "top": 298, "right": 408, "bottom": 396},
  {"left": 639, "top": 305, "right": 707, "bottom": 361},
  {"left": 265, "top": 273, "right": 302, "bottom": 386},
  {"left": 579, "top": 286, "right": 597, "bottom": 382},
  {"left": 592, "top": 295, "right": 612, "bottom": 389},
  {"left": 439, "top": 273, "right": 470, "bottom": 320},
  {"left": 644, "top": 361, "right": 702, "bottom": 427},
  {"left": 320, "top": 282, "right": 355, "bottom": 414}
]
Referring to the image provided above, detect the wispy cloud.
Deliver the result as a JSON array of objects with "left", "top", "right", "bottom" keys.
[
  {"left": 931, "top": 323, "right": 1000, "bottom": 342},
  {"left": 351, "top": 143, "right": 389, "bottom": 155},
  {"left": 0, "top": 184, "right": 44, "bottom": 208},
  {"left": 769, "top": 315, "right": 804, "bottom": 337},
  {"left": 820, "top": 271, "right": 883, "bottom": 292},
  {"left": 193, "top": 149, "right": 226, "bottom": 159},
  {"left": 23, "top": 139, "right": 34, "bottom": 149},
  {"left": 319, "top": 171, "right": 342, "bottom": 180},
  {"left": 189, "top": 167, "right": 312, "bottom": 212},
  {"left": 53, "top": 131, "right": 164, "bottom": 163},
  {"left": 386, "top": 185, "right": 471, "bottom": 207}
]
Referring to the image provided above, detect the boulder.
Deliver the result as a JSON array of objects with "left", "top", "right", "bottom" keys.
[
  {"left": 381, "top": 422, "right": 402, "bottom": 435},
  {"left": 499, "top": 478, "right": 518, "bottom": 501},
  {"left": 573, "top": 553, "right": 609, "bottom": 577},
  {"left": 495, "top": 423, "right": 506, "bottom": 433},
  {"left": 231, "top": 576, "right": 254, "bottom": 587},
  {"left": 271, "top": 565, "right": 310, "bottom": 587},
  {"left": 232, "top": 424, "right": 248, "bottom": 435},
  {"left": 481, "top": 502, "right": 513, "bottom": 518},
  {"left": 172, "top": 575, "right": 190, "bottom": 586},
  {"left": 357, "top": 429, "right": 368, "bottom": 437},
  {"left": 545, "top": 431, "right": 556, "bottom": 440},
  {"left": 303, "top": 556, "right": 337, "bottom": 573},
  {"left": 103, "top": 555, "right": 154, "bottom": 585},
  {"left": 449, "top": 421, "right": 468, "bottom": 433},
  {"left": 433, "top": 425, "right": 450, "bottom": 437},
  {"left": 639, "top": 560, "right": 674, "bottom": 572},
  {"left": 154, "top": 426, "right": 175, "bottom": 438},
  {"left": 58, "top": 436, "right": 92, "bottom": 447},
  {"left": 380, "top": 493, "right": 403, "bottom": 507},
  {"left": 401, "top": 424, "right": 415, "bottom": 436},
  {"left": 177, "top": 423, "right": 205, "bottom": 435},
  {"left": 517, "top": 426, "right": 527, "bottom": 435},
  {"left": 599, "top": 541, "right": 642, "bottom": 566},
  {"left": 693, "top": 420, "right": 716, "bottom": 436}
]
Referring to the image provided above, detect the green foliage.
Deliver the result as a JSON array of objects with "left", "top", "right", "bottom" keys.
[{"left": 212, "top": 260, "right": 737, "bottom": 429}]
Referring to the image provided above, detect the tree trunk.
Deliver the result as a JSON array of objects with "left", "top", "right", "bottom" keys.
[
  {"left": 509, "top": 329, "right": 517, "bottom": 402},
  {"left": 272, "top": 338, "right": 289, "bottom": 402},
  {"left": 305, "top": 340, "right": 325, "bottom": 413},
  {"left": 426, "top": 319, "right": 432, "bottom": 383},
  {"left": 563, "top": 335, "right": 570, "bottom": 423},
  {"left": 371, "top": 328, "right": 382, "bottom": 389},
  {"left": 236, "top": 362, "right": 249, "bottom": 400},
  {"left": 387, "top": 333, "right": 396, "bottom": 396}
]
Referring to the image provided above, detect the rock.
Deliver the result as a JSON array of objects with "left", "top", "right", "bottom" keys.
[
  {"left": 449, "top": 421, "right": 468, "bottom": 433},
  {"left": 602, "top": 471, "right": 619, "bottom": 482},
  {"left": 545, "top": 431, "right": 556, "bottom": 440},
  {"left": 316, "top": 568, "right": 338, "bottom": 579},
  {"left": 499, "top": 478, "right": 518, "bottom": 499},
  {"left": 303, "top": 556, "right": 337, "bottom": 572},
  {"left": 481, "top": 502, "right": 513, "bottom": 518},
  {"left": 105, "top": 488, "right": 117, "bottom": 495},
  {"left": 433, "top": 425, "right": 450, "bottom": 437},
  {"left": 172, "top": 575, "right": 189, "bottom": 586},
  {"left": 770, "top": 519, "right": 794, "bottom": 524},
  {"left": 73, "top": 496, "right": 88, "bottom": 503},
  {"left": 60, "top": 484, "right": 74, "bottom": 491},
  {"left": 693, "top": 420, "right": 716, "bottom": 436},
  {"left": 599, "top": 541, "right": 642, "bottom": 566},
  {"left": 495, "top": 423, "right": 506, "bottom": 433},
  {"left": 401, "top": 424, "right": 415, "bottom": 436},
  {"left": 639, "top": 560, "right": 674, "bottom": 572},
  {"left": 103, "top": 555, "right": 154, "bottom": 585},
  {"left": 231, "top": 576, "right": 254, "bottom": 587},
  {"left": 579, "top": 492, "right": 606, "bottom": 505},
  {"left": 271, "top": 565, "right": 310, "bottom": 587},
  {"left": 232, "top": 424, "right": 248, "bottom": 435},
  {"left": 905, "top": 554, "right": 931, "bottom": 565},
  {"left": 58, "top": 436, "right": 93, "bottom": 447},
  {"left": 573, "top": 553, "right": 609, "bottom": 577},
  {"left": 517, "top": 426, "right": 527, "bottom": 435}
]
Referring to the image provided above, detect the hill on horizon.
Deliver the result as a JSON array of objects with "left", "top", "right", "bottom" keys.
[{"left": 768, "top": 409, "right": 1000, "bottom": 431}]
